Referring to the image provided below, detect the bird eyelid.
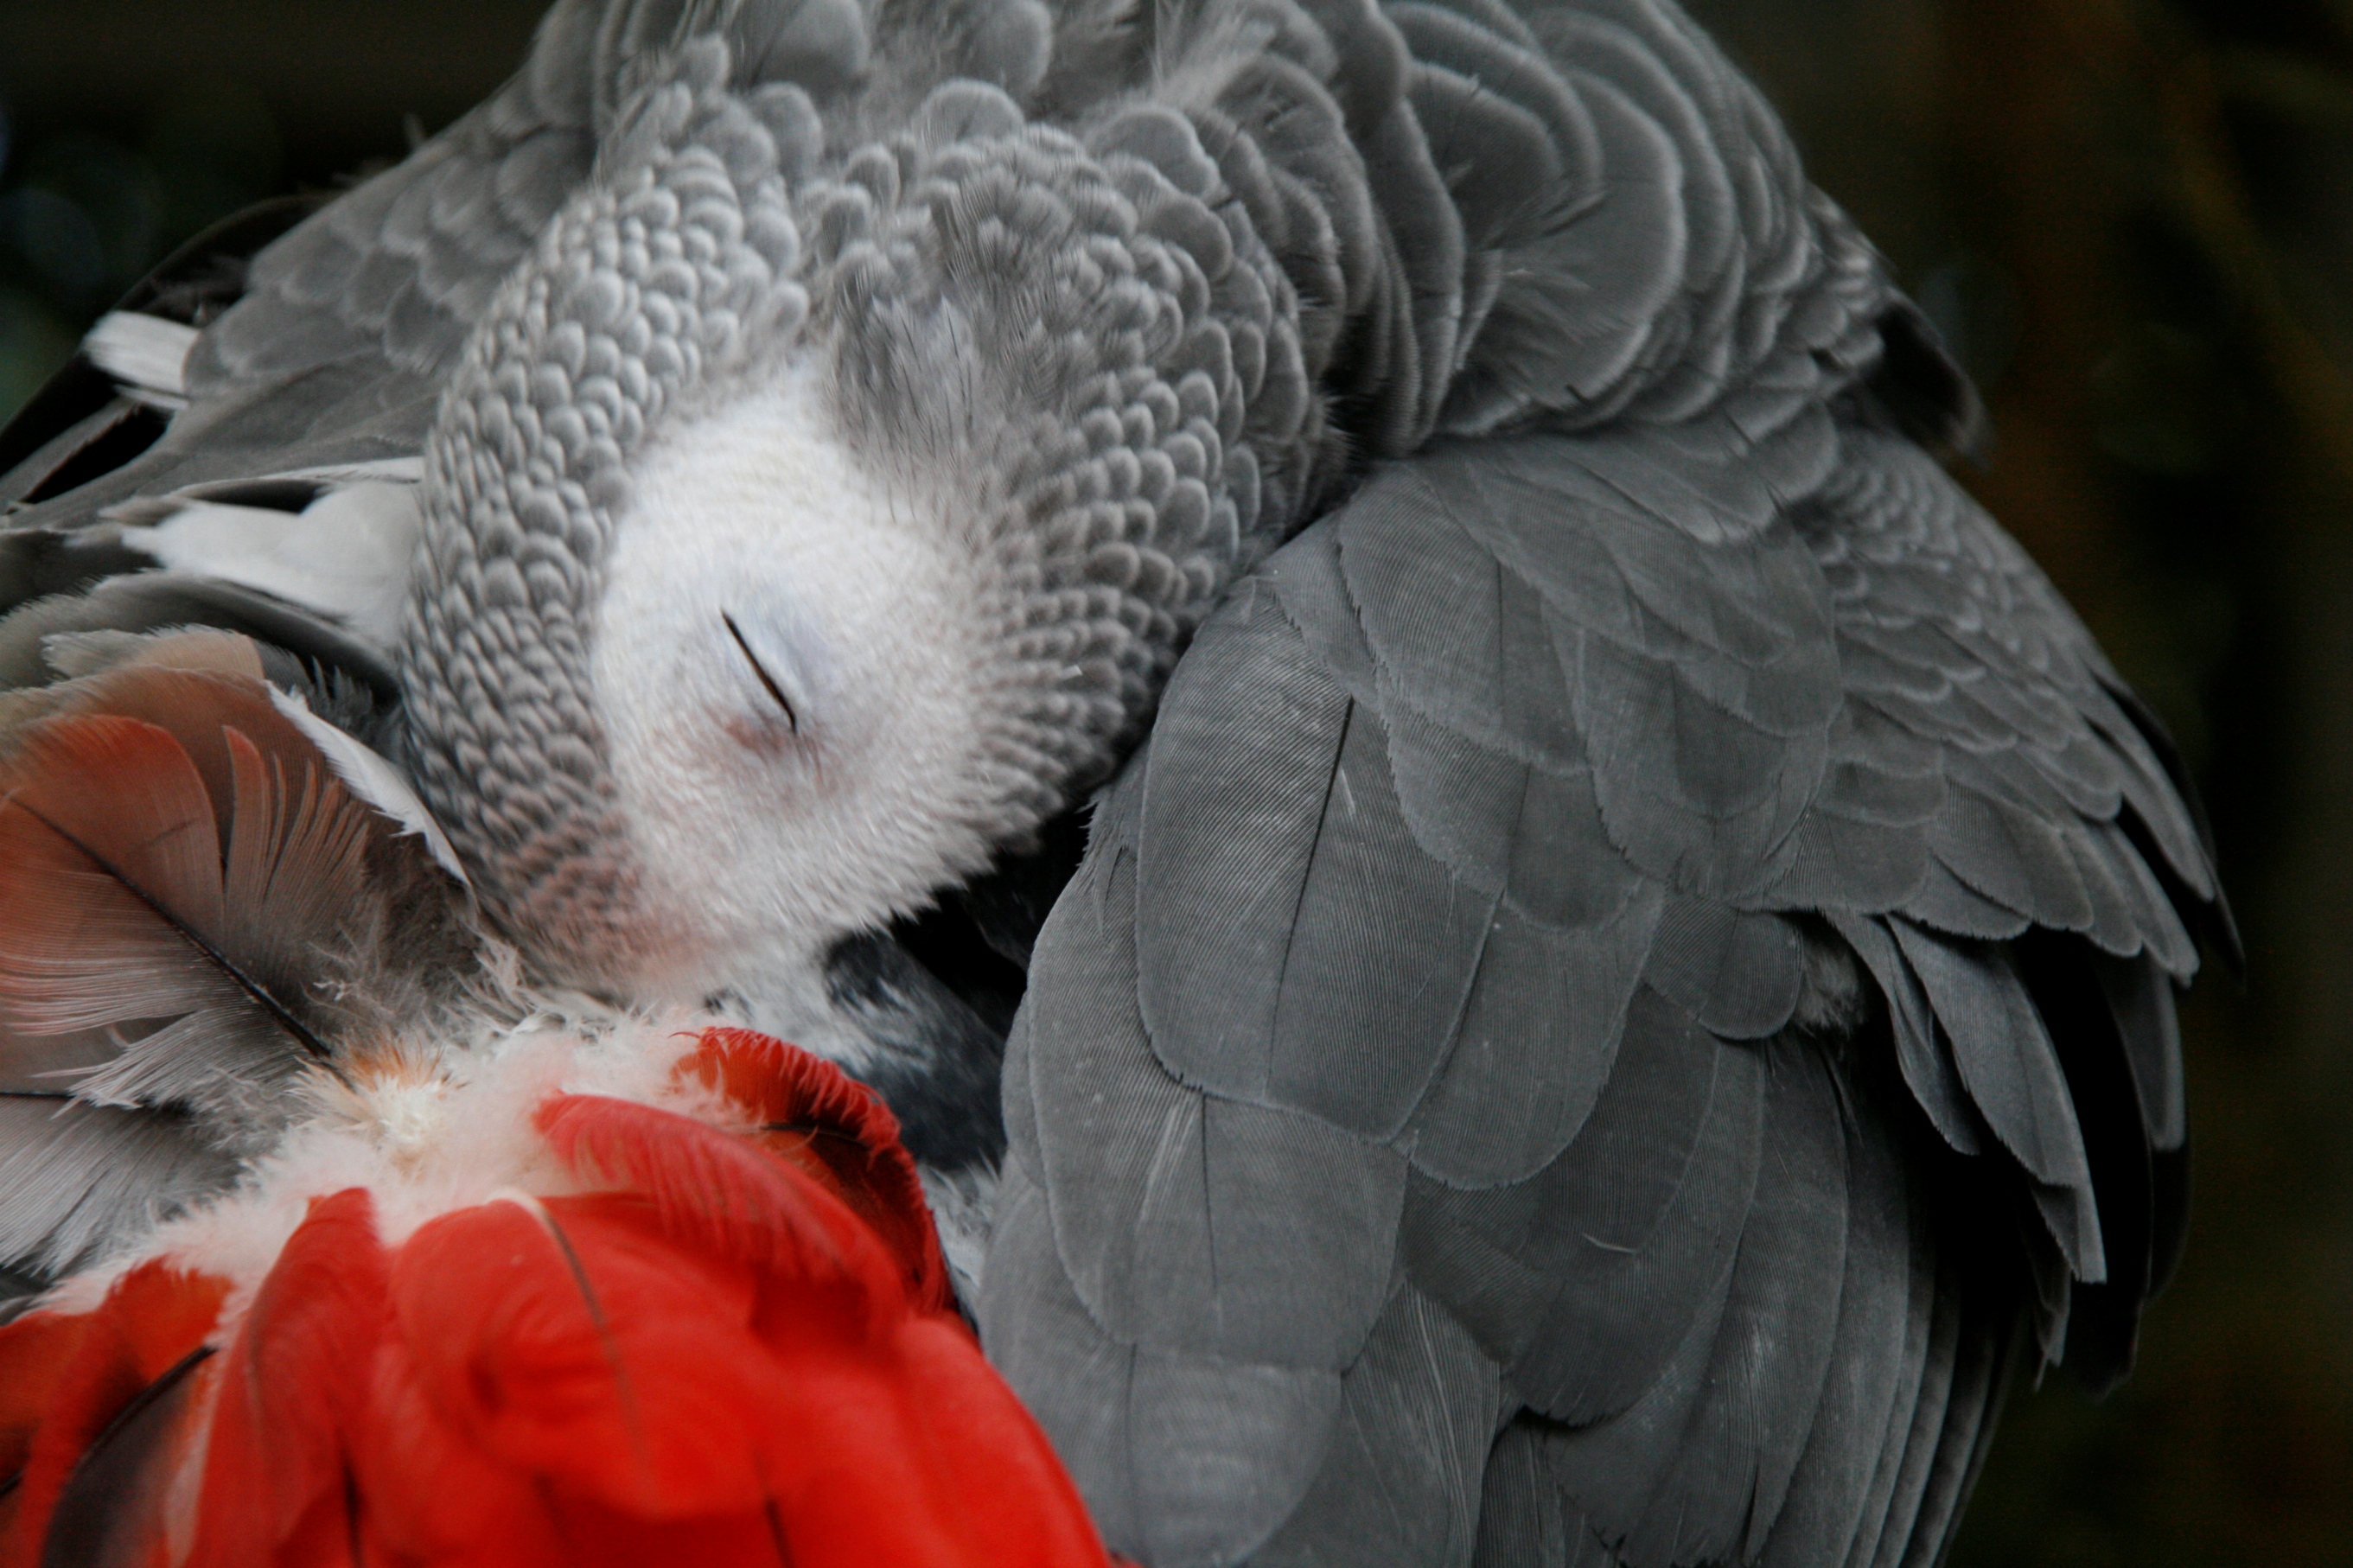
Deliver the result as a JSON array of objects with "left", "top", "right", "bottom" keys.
[{"left": 721, "top": 610, "right": 804, "bottom": 735}]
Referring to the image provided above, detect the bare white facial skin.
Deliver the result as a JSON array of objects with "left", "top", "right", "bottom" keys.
[{"left": 590, "top": 362, "right": 999, "bottom": 1017}]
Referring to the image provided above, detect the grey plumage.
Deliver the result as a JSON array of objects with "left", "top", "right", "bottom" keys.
[
  {"left": 0, "top": 1100, "right": 235, "bottom": 1277},
  {"left": 0, "top": 0, "right": 2222, "bottom": 1559},
  {"left": 991, "top": 394, "right": 2213, "bottom": 1560}
]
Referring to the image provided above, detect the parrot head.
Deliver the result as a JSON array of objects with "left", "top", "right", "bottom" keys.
[{"left": 393, "top": 55, "right": 1318, "bottom": 1023}]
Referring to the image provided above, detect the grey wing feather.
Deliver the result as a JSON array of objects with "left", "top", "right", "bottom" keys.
[
  {"left": 1129, "top": 575, "right": 1479, "bottom": 1135},
  {"left": 1017, "top": 749, "right": 1411, "bottom": 1373},
  {"left": 1402, "top": 983, "right": 1763, "bottom": 1426},
  {"left": 985, "top": 1157, "right": 1355, "bottom": 1565},
  {"left": 1252, "top": 1280, "right": 1502, "bottom": 1568},
  {"left": 979, "top": 1162, "right": 1151, "bottom": 1549},
  {"left": 1828, "top": 910, "right": 1988, "bottom": 1157},
  {"left": 1472, "top": 1428, "right": 1602, "bottom": 1568},
  {"left": 1531, "top": 1036, "right": 1852, "bottom": 1567},
  {"left": 999, "top": 405, "right": 2220, "bottom": 1564},
  {"left": 1755, "top": 1074, "right": 1927, "bottom": 1568},
  {"left": 0, "top": 1100, "right": 236, "bottom": 1275}
]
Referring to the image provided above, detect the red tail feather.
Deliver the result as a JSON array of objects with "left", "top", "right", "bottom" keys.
[
  {"left": 185, "top": 1188, "right": 390, "bottom": 1568},
  {"left": 679, "top": 1026, "right": 953, "bottom": 1308},
  {"left": 533, "top": 1093, "right": 898, "bottom": 1302},
  {"left": 0, "top": 1262, "right": 226, "bottom": 1567},
  {"left": 3, "top": 1033, "right": 1111, "bottom": 1568}
]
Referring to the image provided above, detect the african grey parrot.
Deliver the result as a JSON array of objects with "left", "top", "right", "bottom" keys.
[{"left": 0, "top": 0, "right": 2227, "bottom": 1562}]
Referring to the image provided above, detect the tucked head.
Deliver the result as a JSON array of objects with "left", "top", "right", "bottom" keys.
[{"left": 395, "top": 54, "right": 1302, "bottom": 1009}]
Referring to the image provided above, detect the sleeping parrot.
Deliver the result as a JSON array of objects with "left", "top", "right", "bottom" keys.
[
  {"left": 0, "top": 0, "right": 2229, "bottom": 1563},
  {"left": 0, "top": 635, "right": 1116, "bottom": 1564}
]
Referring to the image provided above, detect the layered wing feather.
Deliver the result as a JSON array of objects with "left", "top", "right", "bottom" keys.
[{"left": 986, "top": 408, "right": 2219, "bottom": 1565}]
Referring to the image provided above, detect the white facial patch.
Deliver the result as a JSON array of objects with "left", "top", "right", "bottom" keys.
[{"left": 591, "top": 364, "right": 1001, "bottom": 1007}]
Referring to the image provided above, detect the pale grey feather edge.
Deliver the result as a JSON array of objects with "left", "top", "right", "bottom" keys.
[{"left": 0, "top": 1099, "right": 238, "bottom": 1280}]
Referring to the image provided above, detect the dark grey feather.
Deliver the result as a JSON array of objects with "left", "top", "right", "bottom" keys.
[
  {"left": 820, "top": 928, "right": 1007, "bottom": 1173},
  {"left": 984, "top": 1138, "right": 1355, "bottom": 1568},
  {"left": 1128, "top": 578, "right": 1362, "bottom": 1108},
  {"left": 1537, "top": 1036, "right": 1850, "bottom": 1566},
  {"left": 1020, "top": 784, "right": 1408, "bottom": 1369},
  {"left": 1887, "top": 1291, "right": 2022, "bottom": 1568},
  {"left": 1890, "top": 921, "right": 2102, "bottom": 1279},
  {"left": 1754, "top": 1045, "right": 1923, "bottom": 1566},
  {"left": 1261, "top": 699, "right": 1496, "bottom": 1136},
  {"left": 1828, "top": 912, "right": 1986, "bottom": 1157},
  {"left": 1000, "top": 388, "right": 2219, "bottom": 1558},
  {"left": 2095, "top": 951, "right": 2185, "bottom": 1151},
  {"left": 1404, "top": 985, "right": 1762, "bottom": 1425},
  {"left": 1642, "top": 896, "right": 1805, "bottom": 1040},
  {"left": 1402, "top": 885, "right": 1661, "bottom": 1189},
  {"left": 1252, "top": 1279, "right": 1502, "bottom": 1568},
  {"left": 977, "top": 1162, "right": 1150, "bottom": 1552},
  {"left": 1470, "top": 1425, "right": 1577, "bottom": 1568}
]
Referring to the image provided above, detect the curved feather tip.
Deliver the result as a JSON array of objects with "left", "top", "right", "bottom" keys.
[{"left": 0, "top": 1029, "right": 1110, "bottom": 1568}]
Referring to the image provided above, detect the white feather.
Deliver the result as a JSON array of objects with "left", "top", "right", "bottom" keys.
[
  {"left": 42, "top": 1012, "right": 742, "bottom": 1323},
  {"left": 265, "top": 457, "right": 427, "bottom": 487},
  {"left": 267, "top": 685, "right": 472, "bottom": 886},
  {"left": 120, "top": 482, "right": 422, "bottom": 647},
  {"left": 81, "top": 312, "right": 197, "bottom": 406}
]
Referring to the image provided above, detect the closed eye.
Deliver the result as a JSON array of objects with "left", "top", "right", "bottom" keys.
[{"left": 723, "top": 610, "right": 799, "bottom": 734}]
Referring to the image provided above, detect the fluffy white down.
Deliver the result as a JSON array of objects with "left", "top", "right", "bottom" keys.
[
  {"left": 41, "top": 1013, "right": 738, "bottom": 1337},
  {"left": 592, "top": 364, "right": 1002, "bottom": 1012}
]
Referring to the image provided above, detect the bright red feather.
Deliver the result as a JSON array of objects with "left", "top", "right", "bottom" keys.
[
  {"left": 0, "top": 1030, "right": 1111, "bottom": 1568},
  {"left": 532, "top": 1091, "right": 899, "bottom": 1303},
  {"left": 0, "top": 1262, "right": 226, "bottom": 1566},
  {"left": 183, "top": 1186, "right": 391, "bottom": 1568},
  {"left": 677, "top": 1027, "right": 953, "bottom": 1308}
]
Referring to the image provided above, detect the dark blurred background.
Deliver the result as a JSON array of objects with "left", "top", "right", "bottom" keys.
[{"left": 0, "top": 0, "right": 2345, "bottom": 1559}]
